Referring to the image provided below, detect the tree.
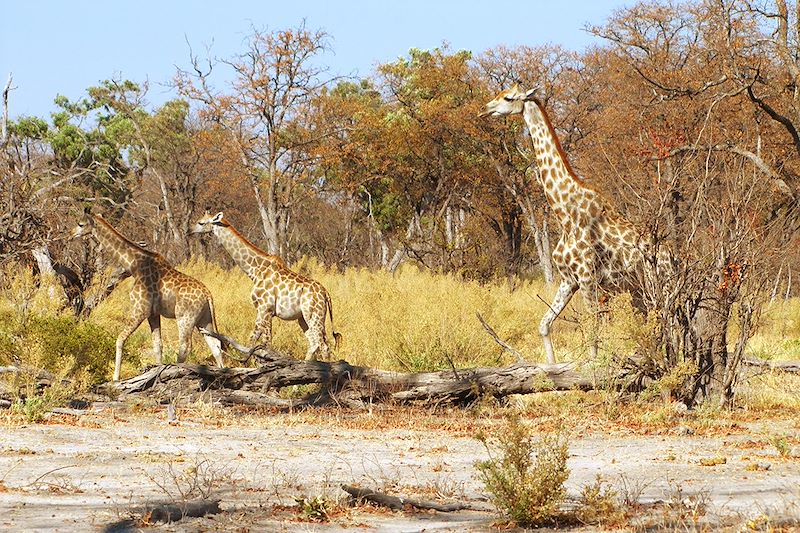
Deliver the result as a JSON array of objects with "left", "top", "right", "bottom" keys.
[
  {"left": 87, "top": 79, "right": 227, "bottom": 261},
  {"left": 586, "top": 0, "right": 798, "bottom": 406},
  {"left": 0, "top": 82, "right": 137, "bottom": 314},
  {"left": 176, "top": 23, "right": 333, "bottom": 257}
]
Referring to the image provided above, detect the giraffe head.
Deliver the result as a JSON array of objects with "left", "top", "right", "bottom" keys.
[
  {"left": 479, "top": 84, "right": 536, "bottom": 118},
  {"left": 190, "top": 212, "right": 227, "bottom": 235},
  {"left": 71, "top": 210, "right": 96, "bottom": 239}
]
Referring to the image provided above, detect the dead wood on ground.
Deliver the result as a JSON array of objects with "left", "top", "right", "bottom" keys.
[
  {"left": 103, "top": 499, "right": 221, "bottom": 532},
  {"left": 341, "top": 484, "right": 475, "bottom": 512},
  {"left": 99, "top": 332, "right": 594, "bottom": 407},
  {"left": 97, "top": 333, "right": 800, "bottom": 408}
]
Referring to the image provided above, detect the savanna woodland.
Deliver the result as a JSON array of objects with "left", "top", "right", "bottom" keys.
[
  {"left": 4, "top": 0, "right": 800, "bottom": 410},
  {"left": 3, "top": 1, "right": 800, "bottom": 530}
]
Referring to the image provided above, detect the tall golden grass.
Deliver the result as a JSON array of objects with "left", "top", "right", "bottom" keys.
[
  {"left": 3, "top": 257, "right": 800, "bottom": 410},
  {"left": 89, "top": 257, "right": 577, "bottom": 372}
]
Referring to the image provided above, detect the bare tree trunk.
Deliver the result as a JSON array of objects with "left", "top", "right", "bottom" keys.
[
  {"left": 525, "top": 208, "right": 554, "bottom": 285},
  {"left": 31, "top": 245, "right": 67, "bottom": 303},
  {"left": 786, "top": 266, "right": 792, "bottom": 300},
  {"left": 770, "top": 264, "right": 783, "bottom": 303},
  {"left": 251, "top": 169, "right": 276, "bottom": 256},
  {"left": 388, "top": 216, "right": 418, "bottom": 273},
  {"left": 1, "top": 73, "right": 11, "bottom": 149},
  {"left": 31, "top": 245, "right": 56, "bottom": 278},
  {"left": 445, "top": 205, "right": 455, "bottom": 248},
  {"left": 150, "top": 168, "right": 185, "bottom": 259},
  {"left": 379, "top": 233, "right": 390, "bottom": 269}
]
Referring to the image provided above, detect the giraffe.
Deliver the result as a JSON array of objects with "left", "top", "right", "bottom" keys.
[
  {"left": 190, "top": 212, "right": 342, "bottom": 361},
  {"left": 72, "top": 212, "right": 224, "bottom": 380},
  {"left": 481, "top": 84, "right": 671, "bottom": 364}
]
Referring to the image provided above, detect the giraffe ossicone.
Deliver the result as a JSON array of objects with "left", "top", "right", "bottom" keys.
[
  {"left": 72, "top": 212, "right": 225, "bottom": 381},
  {"left": 191, "top": 211, "right": 342, "bottom": 361},
  {"left": 482, "top": 84, "right": 672, "bottom": 364}
]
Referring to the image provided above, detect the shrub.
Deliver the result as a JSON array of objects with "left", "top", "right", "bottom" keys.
[
  {"left": 577, "top": 475, "right": 624, "bottom": 527},
  {"left": 0, "top": 309, "right": 118, "bottom": 387},
  {"left": 474, "top": 413, "right": 569, "bottom": 527}
]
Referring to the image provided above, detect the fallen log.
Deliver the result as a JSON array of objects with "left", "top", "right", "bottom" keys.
[
  {"left": 742, "top": 357, "right": 800, "bottom": 373},
  {"left": 341, "top": 484, "right": 474, "bottom": 512},
  {"left": 99, "top": 332, "right": 596, "bottom": 406},
  {"left": 97, "top": 334, "right": 800, "bottom": 407},
  {"left": 140, "top": 499, "right": 221, "bottom": 523},
  {"left": 103, "top": 499, "right": 221, "bottom": 532}
]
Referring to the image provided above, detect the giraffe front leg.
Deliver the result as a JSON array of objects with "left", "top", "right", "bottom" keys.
[
  {"left": 538, "top": 279, "right": 579, "bottom": 364},
  {"left": 250, "top": 306, "right": 273, "bottom": 347},
  {"left": 148, "top": 315, "right": 162, "bottom": 365},
  {"left": 114, "top": 312, "right": 148, "bottom": 381}
]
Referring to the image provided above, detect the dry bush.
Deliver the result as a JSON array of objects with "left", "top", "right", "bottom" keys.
[
  {"left": 577, "top": 475, "right": 625, "bottom": 527},
  {"left": 474, "top": 413, "right": 569, "bottom": 527}
]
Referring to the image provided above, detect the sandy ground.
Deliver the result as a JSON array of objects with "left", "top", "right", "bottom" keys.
[{"left": 0, "top": 404, "right": 799, "bottom": 532}]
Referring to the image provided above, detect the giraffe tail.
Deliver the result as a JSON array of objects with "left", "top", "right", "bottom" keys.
[
  {"left": 207, "top": 295, "right": 220, "bottom": 339},
  {"left": 205, "top": 295, "right": 259, "bottom": 365},
  {"left": 326, "top": 291, "right": 342, "bottom": 352},
  {"left": 205, "top": 295, "right": 228, "bottom": 353}
]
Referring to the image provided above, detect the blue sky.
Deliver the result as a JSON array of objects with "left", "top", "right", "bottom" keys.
[{"left": 1, "top": 1, "right": 633, "bottom": 119}]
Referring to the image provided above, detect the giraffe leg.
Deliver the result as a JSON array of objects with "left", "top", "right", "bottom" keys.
[
  {"left": 539, "top": 279, "right": 579, "bottom": 364},
  {"left": 176, "top": 316, "right": 194, "bottom": 364},
  {"left": 197, "top": 307, "right": 224, "bottom": 368},
  {"left": 250, "top": 306, "right": 273, "bottom": 347},
  {"left": 114, "top": 311, "right": 148, "bottom": 381},
  {"left": 581, "top": 284, "right": 602, "bottom": 360},
  {"left": 302, "top": 311, "right": 329, "bottom": 361},
  {"left": 148, "top": 315, "right": 162, "bottom": 366}
]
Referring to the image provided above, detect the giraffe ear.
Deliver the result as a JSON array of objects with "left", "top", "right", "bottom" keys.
[
  {"left": 523, "top": 88, "right": 538, "bottom": 101},
  {"left": 210, "top": 212, "right": 224, "bottom": 224}
]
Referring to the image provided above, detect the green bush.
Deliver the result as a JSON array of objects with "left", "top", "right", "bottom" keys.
[
  {"left": 475, "top": 413, "right": 570, "bottom": 527},
  {"left": 0, "top": 310, "right": 119, "bottom": 386}
]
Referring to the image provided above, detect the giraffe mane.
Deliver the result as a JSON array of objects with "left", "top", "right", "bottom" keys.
[
  {"left": 526, "top": 97, "right": 584, "bottom": 186},
  {"left": 224, "top": 220, "right": 286, "bottom": 265},
  {"left": 94, "top": 215, "right": 158, "bottom": 257},
  {"left": 526, "top": 96, "right": 624, "bottom": 219}
]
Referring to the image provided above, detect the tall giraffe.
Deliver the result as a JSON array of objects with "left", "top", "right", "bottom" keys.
[
  {"left": 73, "top": 212, "right": 224, "bottom": 380},
  {"left": 191, "top": 212, "right": 342, "bottom": 360},
  {"left": 481, "top": 84, "right": 669, "bottom": 363}
]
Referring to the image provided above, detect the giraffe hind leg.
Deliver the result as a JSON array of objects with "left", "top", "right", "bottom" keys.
[
  {"left": 303, "top": 313, "right": 328, "bottom": 361},
  {"left": 176, "top": 316, "right": 194, "bottom": 364},
  {"left": 197, "top": 308, "right": 224, "bottom": 368},
  {"left": 148, "top": 314, "right": 162, "bottom": 365}
]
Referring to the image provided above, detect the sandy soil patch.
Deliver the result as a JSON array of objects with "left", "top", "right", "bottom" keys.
[{"left": 0, "top": 405, "right": 798, "bottom": 531}]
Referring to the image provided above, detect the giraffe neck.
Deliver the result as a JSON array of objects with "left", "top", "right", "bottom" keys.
[
  {"left": 522, "top": 99, "right": 592, "bottom": 227},
  {"left": 92, "top": 216, "right": 151, "bottom": 270},
  {"left": 212, "top": 224, "right": 279, "bottom": 280}
]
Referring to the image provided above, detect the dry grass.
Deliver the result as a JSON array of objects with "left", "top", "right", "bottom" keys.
[
  {"left": 748, "top": 299, "right": 800, "bottom": 361},
  {"left": 89, "top": 257, "right": 591, "bottom": 373},
  {"left": 1, "top": 257, "right": 799, "bottom": 415}
]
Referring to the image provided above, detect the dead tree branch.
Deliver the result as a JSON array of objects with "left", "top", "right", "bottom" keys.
[{"left": 341, "top": 484, "right": 476, "bottom": 512}]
